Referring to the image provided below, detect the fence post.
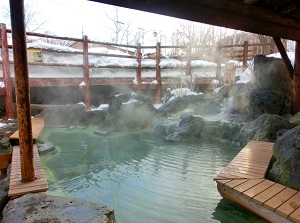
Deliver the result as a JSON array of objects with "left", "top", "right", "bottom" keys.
[
  {"left": 9, "top": 0, "right": 35, "bottom": 182},
  {"left": 156, "top": 42, "right": 161, "bottom": 104},
  {"left": 136, "top": 43, "right": 142, "bottom": 93},
  {"left": 186, "top": 44, "right": 191, "bottom": 76},
  {"left": 83, "top": 35, "right": 90, "bottom": 107},
  {"left": 0, "top": 23, "right": 14, "bottom": 119},
  {"left": 215, "top": 44, "right": 221, "bottom": 81},
  {"left": 243, "top": 41, "right": 249, "bottom": 70}
]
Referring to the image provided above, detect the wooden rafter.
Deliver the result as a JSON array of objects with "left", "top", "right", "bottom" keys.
[{"left": 90, "top": 0, "right": 300, "bottom": 40}]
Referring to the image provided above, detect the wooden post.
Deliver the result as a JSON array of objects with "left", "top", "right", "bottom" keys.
[
  {"left": 136, "top": 43, "right": 142, "bottom": 93},
  {"left": 0, "top": 23, "right": 14, "bottom": 119},
  {"left": 186, "top": 44, "right": 191, "bottom": 76},
  {"left": 83, "top": 35, "right": 90, "bottom": 107},
  {"left": 243, "top": 41, "right": 249, "bottom": 70},
  {"left": 216, "top": 45, "right": 221, "bottom": 82},
  {"left": 156, "top": 42, "right": 161, "bottom": 104},
  {"left": 293, "top": 41, "right": 300, "bottom": 113},
  {"left": 273, "top": 37, "right": 294, "bottom": 79},
  {"left": 9, "top": 0, "right": 35, "bottom": 182}
]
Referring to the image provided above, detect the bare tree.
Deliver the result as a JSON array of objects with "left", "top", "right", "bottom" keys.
[
  {"left": 1, "top": 0, "right": 49, "bottom": 32},
  {"left": 105, "top": 7, "right": 135, "bottom": 45}
]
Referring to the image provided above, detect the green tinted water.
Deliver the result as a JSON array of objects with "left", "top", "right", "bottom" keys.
[{"left": 40, "top": 128, "right": 266, "bottom": 223}]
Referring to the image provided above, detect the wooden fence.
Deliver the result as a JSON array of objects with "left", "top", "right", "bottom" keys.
[{"left": 0, "top": 23, "right": 271, "bottom": 118}]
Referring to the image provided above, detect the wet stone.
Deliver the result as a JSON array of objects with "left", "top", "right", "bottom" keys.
[{"left": 2, "top": 193, "right": 114, "bottom": 223}]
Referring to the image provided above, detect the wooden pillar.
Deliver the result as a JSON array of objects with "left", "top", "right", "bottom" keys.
[
  {"left": 136, "top": 43, "right": 142, "bottom": 93},
  {"left": 186, "top": 44, "right": 191, "bottom": 76},
  {"left": 293, "top": 41, "right": 300, "bottom": 113},
  {"left": 156, "top": 42, "right": 161, "bottom": 104},
  {"left": 83, "top": 35, "right": 90, "bottom": 107},
  {"left": 273, "top": 37, "right": 294, "bottom": 79},
  {"left": 0, "top": 23, "right": 14, "bottom": 119},
  {"left": 9, "top": 0, "right": 35, "bottom": 182},
  {"left": 243, "top": 41, "right": 249, "bottom": 70}
]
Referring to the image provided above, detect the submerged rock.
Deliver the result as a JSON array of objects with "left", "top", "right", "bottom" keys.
[
  {"left": 37, "top": 143, "right": 56, "bottom": 155},
  {"left": 268, "top": 126, "right": 300, "bottom": 191},
  {"left": 2, "top": 193, "right": 114, "bottom": 223},
  {"left": 241, "top": 114, "right": 295, "bottom": 142},
  {"left": 105, "top": 93, "right": 161, "bottom": 131}
]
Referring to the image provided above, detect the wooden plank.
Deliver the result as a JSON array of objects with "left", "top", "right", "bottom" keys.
[
  {"left": 233, "top": 179, "right": 265, "bottom": 193},
  {"left": 242, "top": 179, "right": 275, "bottom": 199},
  {"left": 8, "top": 145, "right": 48, "bottom": 198},
  {"left": 215, "top": 179, "right": 232, "bottom": 185},
  {"left": 10, "top": 118, "right": 44, "bottom": 140},
  {"left": 253, "top": 183, "right": 286, "bottom": 205},
  {"left": 264, "top": 187, "right": 298, "bottom": 211},
  {"left": 276, "top": 192, "right": 300, "bottom": 218},
  {"left": 289, "top": 206, "right": 300, "bottom": 223},
  {"left": 224, "top": 179, "right": 249, "bottom": 188},
  {"left": 217, "top": 183, "right": 293, "bottom": 223}
]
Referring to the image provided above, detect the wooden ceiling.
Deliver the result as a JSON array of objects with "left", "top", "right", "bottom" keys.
[{"left": 89, "top": 0, "right": 300, "bottom": 41}]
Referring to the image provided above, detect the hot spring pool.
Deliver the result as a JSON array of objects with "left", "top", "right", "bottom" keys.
[{"left": 39, "top": 128, "right": 266, "bottom": 223}]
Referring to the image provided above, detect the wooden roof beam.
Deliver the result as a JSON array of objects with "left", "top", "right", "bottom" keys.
[{"left": 91, "top": 0, "right": 300, "bottom": 41}]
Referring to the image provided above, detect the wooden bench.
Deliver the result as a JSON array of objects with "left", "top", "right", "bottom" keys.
[
  {"left": 8, "top": 118, "right": 48, "bottom": 198},
  {"left": 9, "top": 118, "right": 44, "bottom": 140},
  {"left": 214, "top": 141, "right": 300, "bottom": 223}
]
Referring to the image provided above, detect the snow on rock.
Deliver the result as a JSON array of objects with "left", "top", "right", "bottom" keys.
[
  {"left": 151, "top": 80, "right": 158, "bottom": 84},
  {"left": 122, "top": 99, "right": 139, "bottom": 105},
  {"left": 0, "top": 82, "right": 5, "bottom": 88},
  {"left": 211, "top": 79, "right": 219, "bottom": 85},
  {"left": 171, "top": 88, "right": 191, "bottom": 97},
  {"left": 77, "top": 102, "right": 86, "bottom": 106},
  {"left": 186, "top": 92, "right": 198, "bottom": 96},
  {"left": 0, "top": 122, "right": 7, "bottom": 128},
  {"left": 133, "top": 79, "right": 138, "bottom": 85},
  {"left": 91, "top": 104, "right": 109, "bottom": 111}
]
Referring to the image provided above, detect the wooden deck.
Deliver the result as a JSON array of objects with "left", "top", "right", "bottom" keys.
[
  {"left": 214, "top": 141, "right": 300, "bottom": 223},
  {"left": 8, "top": 118, "right": 48, "bottom": 198},
  {"left": 9, "top": 118, "right": 44, "bottom": 140},
  {"left": 8, "top": 145, "right": 48, "bottom": 198}
]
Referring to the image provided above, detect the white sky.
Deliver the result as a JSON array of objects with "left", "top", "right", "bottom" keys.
[{"left": 0, "top": 0, "right": 186, "bottom": 42}]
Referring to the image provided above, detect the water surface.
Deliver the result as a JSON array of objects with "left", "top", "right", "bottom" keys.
[{"left": 40, "top": 128, "right": 266, "bottom": 223}]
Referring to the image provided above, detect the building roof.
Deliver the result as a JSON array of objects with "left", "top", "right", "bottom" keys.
[{"left": 89, "top": 0, "right": 300, "bottom": 41}]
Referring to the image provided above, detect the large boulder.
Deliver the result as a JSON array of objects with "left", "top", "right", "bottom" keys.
[
  {"left": 241, "top": 114, "right": 296, "bottom": 142},
  {"left": 152, "top": 119, "right": 178, "bottom": 136},
  {"left": 40, "top": 104, "right": 87, "bottom": 127},
  {"left": 268, "top": 126, "right": 300, "bottom": 191},
  {"left": 202, "top": 120, "right": 246, "bottom": 146},
  {"left": 253, "top": 55, "right": 292, "bottom": 97},
  {"left": 105, "top": 93, "right": 161, "bottom": 130},
  {"left": 158, "top": 97, "right": 187, "bottom": 114},
  {"left": 2, "top": 193, "right": 114, "bottom": 223},
  {"left": 165, "top": 115, "right": 205, "bottom": 141},
  {"left": 40, "top": 104, "right": 108, "bottom": 128},
  {"left": 228, "top": 55, "right": 292, "bottom": 117},
  {"left": 250, "top": 88, "right": 290, "bottom": 116}
]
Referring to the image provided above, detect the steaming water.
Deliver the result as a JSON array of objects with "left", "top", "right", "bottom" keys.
[{"left": 40, "top": 128, "right": 266, "bottom": 223}]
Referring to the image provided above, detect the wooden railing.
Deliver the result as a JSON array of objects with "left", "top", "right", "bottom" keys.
[{"left": 0, "top": 23, "right": 271, "bottom": 117}]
